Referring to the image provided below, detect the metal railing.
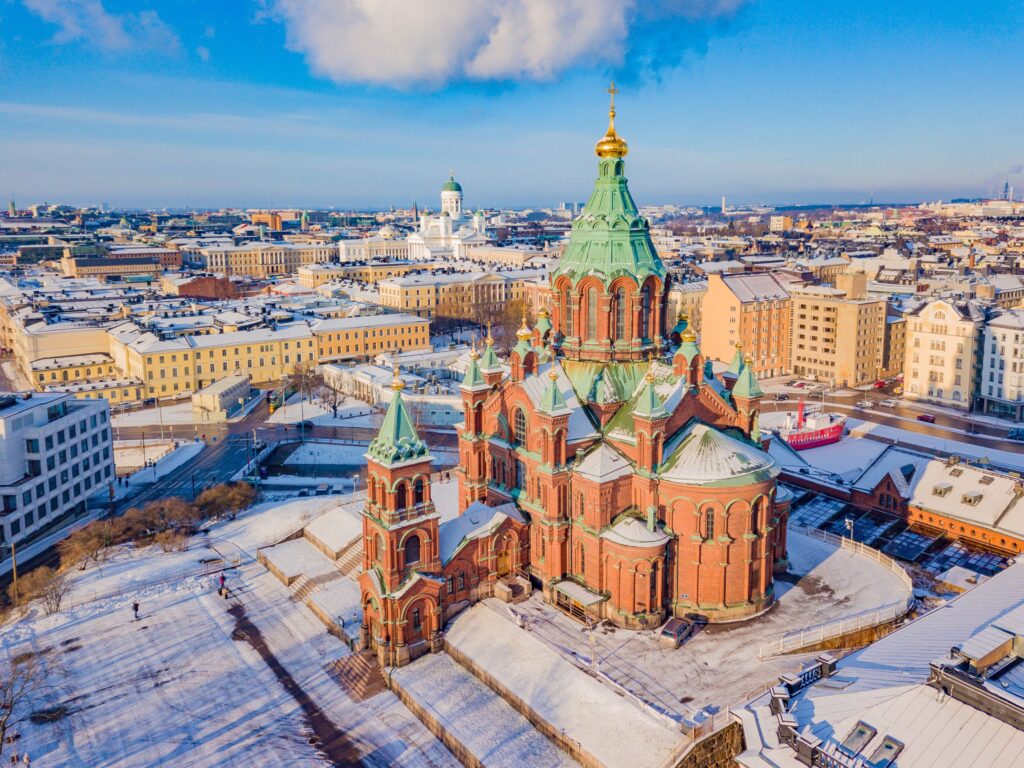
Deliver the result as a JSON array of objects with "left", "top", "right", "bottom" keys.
[{"left": 758, "top": 525, "right": 915, "bottom": 658}]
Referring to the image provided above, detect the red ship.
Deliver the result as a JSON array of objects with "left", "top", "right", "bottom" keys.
[{"left": 779, "top": 399, "right": 846, "bottom": 450}]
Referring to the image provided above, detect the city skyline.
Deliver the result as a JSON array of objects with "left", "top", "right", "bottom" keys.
[{"left": 2, "top": 0, "right": 1022, "bottom": 208}]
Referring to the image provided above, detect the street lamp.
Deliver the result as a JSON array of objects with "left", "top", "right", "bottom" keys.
[
  {"left": 352, "top": 474, "right": 359, "bottom": 494},
  {"left": 844, "top": 517, "right": 854, "bottom": 542}
]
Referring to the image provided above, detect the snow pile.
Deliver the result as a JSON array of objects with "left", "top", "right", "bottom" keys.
[
  {"left": 113, "top": 440, "right": 175, "bottom": 470},
  {"left": 307, "top": 578, "right": 363, "bottom": 638},
  {"left": 285, "top": 441, "right": 372, "bottom": 465},
  {"left": 445, "top": 603, "right": 683, "bottom": 768}
]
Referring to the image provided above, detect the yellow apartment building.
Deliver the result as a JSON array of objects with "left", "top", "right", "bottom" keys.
[
  {"left": 378, "top": 270, "right": 543, "bottom": 319},
  {"left": 201, "top": 242, "right": 335, "bottom": 278}
]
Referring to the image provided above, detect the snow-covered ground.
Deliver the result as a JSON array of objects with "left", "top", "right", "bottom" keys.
[
  {"left": 495, "top": 529, "right": 911, "bottom": 719},
  {"left": 260, "top": 538, "right": 338, "bottom": 582},
  {"left": 281, "top": 441, "right": 459, "bottom": 469},
  {"left": 113, "top": 439, "right": 176, "bottom": 471},
  {"left": 304, "top": 506, "right": 362, "bottom": 556},
  {"left": 446, "top": 602, "right": 683, "bottom": 768},
  {"left": 105, "top": 441, "right": 207, "bottom": 501},
  {"left": 393, "top": 652, "right": 581, "bottom": 768},
  {"left": 0, "top": 492, "right": 457, "bottom": 768},
  {"left": 267, "top": 394, "right": 381, "bottom": 428},
  {"left": 113, "top": 402, "right": 204, "bottom": 427}
]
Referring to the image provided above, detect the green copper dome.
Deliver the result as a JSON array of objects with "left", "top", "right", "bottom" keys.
[
  {"left": 442, "top": 175, "right": 462, "bottom": 193},
  {"left": 367, "top": 379, "right": 430, "bottom": 466}
]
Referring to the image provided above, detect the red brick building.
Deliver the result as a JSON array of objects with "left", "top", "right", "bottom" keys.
[{"left": 359, "top": 99, "right": 791, "bottom": 667}]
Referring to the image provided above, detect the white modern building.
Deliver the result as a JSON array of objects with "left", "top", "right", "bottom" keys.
[
  {"left": 0, "top": 392, "right": 114, "bottom": 552},
  {"left": 979, "top": 309, "right": 1024, "bottom": 421}
]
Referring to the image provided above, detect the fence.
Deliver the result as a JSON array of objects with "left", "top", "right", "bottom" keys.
[
  {"left": 758, "top": 525, "right": 915, "bottom": 658},
  {"left": 61, "top": 554, "right": 242, "bottom": 612}
]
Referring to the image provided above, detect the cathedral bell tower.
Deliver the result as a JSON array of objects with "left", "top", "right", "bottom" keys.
[
  {"left": 457, "top": 346, "right": 491, "bottom": 511},
  {"left": 360, "top": 369, "right": 443, "bottom": 666}
]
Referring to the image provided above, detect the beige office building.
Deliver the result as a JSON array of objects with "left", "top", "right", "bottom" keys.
[
  {"left": 789, "top": 274, "right": 887, "bottom": 387},
  {"left": 201, "top": 242, "right": 335, "bottom": 278}
]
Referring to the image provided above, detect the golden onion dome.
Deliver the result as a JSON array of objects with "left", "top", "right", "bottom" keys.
[
  {"left": 595, "top": 82, "right": 628, "bottom": 159},
  {"left": 682, "top": 325, "right": 698, "bottom": 343}
]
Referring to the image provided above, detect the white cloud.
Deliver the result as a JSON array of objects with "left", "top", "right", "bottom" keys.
[
  {"left": 23, "top": 0, "right": 180, "bottom": 53},
  {"left": 269, "top": 0, "right": 747, "bottom": 87}
]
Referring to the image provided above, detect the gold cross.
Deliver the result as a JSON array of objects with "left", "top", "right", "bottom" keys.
[{"left": 608, "top": 81, "right": 618, "bottom": 110}]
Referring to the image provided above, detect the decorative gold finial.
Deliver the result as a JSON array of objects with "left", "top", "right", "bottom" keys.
[
  {"left": 595, "top": 81, "right": 629, "bottom": 159},
  {"left": 391, "top": 366, "right": 404, "bottom": 392},
  {"left": 469, "top": 335, "right": 479, "bottom": 360},
  {"left": 743, "top": 355, "right": 753, "bottom": 366},
  {"left": 682, "top": 324, "right": 697, "bottom": 343},
  {"left": 517, "top": 307, "right": 532, "bottom": 341},
  {"left": 486, "top": 322, "right": 494, "bottom": 346},
  {"left": 538, "top": 303, "right": 550, "bottom": 318},
  {"left": 548, "top": 368, "right": 558, "bottom": 382},
  {"left": 735, "top": 341, "right": 743, "bottom": 350},
  {"left": 645, "top": 352, "right": 657, "bottom": 382}
]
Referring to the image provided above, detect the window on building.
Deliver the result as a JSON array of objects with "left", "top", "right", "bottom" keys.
[
  {"left": 513, "top": 408, "right": 527, "bottom": 445},
  {"left": 615, "top": 286, "right": 627, "bottom": 340},
  {"left": 586, "top": 287, "right": 598, "bottom": 340},
  {"left": 705, "top": 510, "right": 715, "bottom": 540},
  {"left": 404, "top": 535, "right": 421, "bottom": 566},
  {"left": 640, "top": 284, "right": 651, "bottom": 339}
]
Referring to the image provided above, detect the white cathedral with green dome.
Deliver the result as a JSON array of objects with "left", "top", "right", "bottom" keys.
[{"left": 406, "top": 172, "right": 490, "bottom": 260}]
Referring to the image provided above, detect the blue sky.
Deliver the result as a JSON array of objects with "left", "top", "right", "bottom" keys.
[{"left": 2, "top": 0, "right": 1022, "bottom": 209}]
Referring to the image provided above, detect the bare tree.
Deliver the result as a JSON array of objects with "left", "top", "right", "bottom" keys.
[
  {"left": 0, "top": 654, "right": 47, "bottom": 759},
  {"left": 57, "top": 523, "right": 111, "bottom": 571},
  {"left": 315, "top": 378, "right": 346, "bottom": 418},
  {"left": 8, "top": 567, "right": 70, "bottom": 615},
  {"left": 287, "top": 361, "right": 323, "bottom": 403}
]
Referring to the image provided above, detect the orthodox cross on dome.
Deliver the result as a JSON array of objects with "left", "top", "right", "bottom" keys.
[{"left": 608, "top": 81, "right": 618, "bottom": 113}]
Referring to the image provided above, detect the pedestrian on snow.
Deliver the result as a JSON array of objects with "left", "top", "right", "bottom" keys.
[
  {"left": 219, "top": 573, "right": 226, "bottom": 590},
  {"left": 21, "top": 754, "right": 29, "bottom": 766},
  {"left": 132, "top": 601, "right": 140, "bottom": 620}
]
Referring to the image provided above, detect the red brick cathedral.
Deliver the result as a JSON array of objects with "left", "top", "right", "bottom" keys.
[{"left": 359, "top": 91, "right": 790, "bottom": 667}]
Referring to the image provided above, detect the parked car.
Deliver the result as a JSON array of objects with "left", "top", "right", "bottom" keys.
[
  {"left": 297, "top": 420, "right": 315, "bottom": 429},
  {"left": 856, "top": 400, "right": 873, "bottom": 408},
  {"left": 872, "top": 380, "right": 887, "bottom": 389},
  {"left": 880, "top": 399, "right": 897, "bottom": 408},
  {"left": 258, "top": 465, "right": 269, "bottom": 479},
  {"left": 917, "top": 414, "right": 936, "bottom": 423},
  {"left": 1009, "top": 428, "right": 1024, "bottom": 441},
  {"left": 659, "top": 617, "right": 694, "bottom": 648},
  {"left": 775, "top": 393, "right": 790, "bottom": 401}
]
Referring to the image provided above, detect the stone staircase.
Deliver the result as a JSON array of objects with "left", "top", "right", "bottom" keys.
[
  {"left": 336, "top": 540, "right": 364, "bottom": 577},
  {"left": 326, "top": 650, "right": 387, "bottom": 702},
  {"left": 291, "top": 569, "right": 345, "bottom": 603},
  {"left": 495, "top": 574, "right": 532, "bottom": 604}
]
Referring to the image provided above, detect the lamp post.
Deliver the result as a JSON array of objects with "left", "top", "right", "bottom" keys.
[{"left": 844, "top": 517, "right": 854, "bottom": 542}]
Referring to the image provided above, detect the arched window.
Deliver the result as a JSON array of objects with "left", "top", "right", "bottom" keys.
[
  {"left": 404, "top": 535, "right": 421, "bottom": 566},
  {"left": 640, "top": 284, "right": 651, "bottom": 340},
  {"left": 705, "top": 510, "right": 715, "bottom": 540},
  {"left": 513, "top": 408, "right": 527, "bottom": 445},
  {"left": 586, "top": 287, "right": 598, "bottom": 341},
  {"left": 615, "top": 287, "right": 627, "bottom": 340},
  {"left": 649, "top": 562, "right": 658, "bottom": 607},
  {"left": 413, "top": 478, "right": 424, "bottom": 505},
  {"left": 395, "top": 483, "right": 407, "bottom": 511},
  {"left": 375, "top": 533, "right": 384, "bottom": 562},
  {"left": 564, "top": 288, "right": 574, "bottom": 337},
  {"left": 579, "top": 544, "right": 586, "bottom": 575},
  {"left": 515, "top": 459, "right": 526, "bottom": 490}
]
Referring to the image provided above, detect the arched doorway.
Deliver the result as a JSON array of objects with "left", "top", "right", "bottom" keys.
[{"left": 495, "top": 532, "right": 515, "bottom": 577}]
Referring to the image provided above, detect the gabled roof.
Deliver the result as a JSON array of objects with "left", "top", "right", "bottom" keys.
[
  {"left": 574, "top": 442, "right": 633, "bottom": 482},
  {"left": 438, "top": 501, "right": 524, "bottom": 564},
  {"left": 600, "top": 516, "right": 670, "bottom": 548},
  {"left": 521, "top": 361, "right": 599, "bottom": 443}
]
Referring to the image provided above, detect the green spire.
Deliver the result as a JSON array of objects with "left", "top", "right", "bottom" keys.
[
  {"left": 538, "top": 370, "right": 570, "bottom": 415},
  {"left": 460, "top": 350, "right": 487, "bottom": 390},
  {"left": 367, "top": 372, "right": 430, "bottom": 466},
  {"left": 479, "top": 328, "right": 502, "bottom": 372},
  {"left": 535, "top": 307, "right": 552, "bottom": 338},
  {"left": 733, "top": 359, "right": 764, "bottom": 399},
  {"left": 725, "top": 344, "right": 744, "bottom": 377},
  {"left": 632, "top": 371, "right": 669, "bottom": 420}
]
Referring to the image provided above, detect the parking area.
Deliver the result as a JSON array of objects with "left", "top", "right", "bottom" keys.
[{"left": 787, "top": 494, "right": 1012, "bottom": 578}]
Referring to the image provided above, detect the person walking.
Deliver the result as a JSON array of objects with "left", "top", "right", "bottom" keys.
[{"left": 132, "top": 601, "right": 140, "bottom": 621}]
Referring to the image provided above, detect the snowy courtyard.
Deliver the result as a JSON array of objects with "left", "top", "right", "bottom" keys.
[
  {"left": 476, "top": 528, "right": 912, "bottom": 721},
  {"left": 0, "top": 494, "right": 458, "bottom": 768}
]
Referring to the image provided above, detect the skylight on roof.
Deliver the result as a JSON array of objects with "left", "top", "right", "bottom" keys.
[{"left": 839, "top": 721, "right": 876, "bottom": 757}]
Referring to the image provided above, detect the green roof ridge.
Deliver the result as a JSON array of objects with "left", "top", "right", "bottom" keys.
[
  {"left": 725, "top": 345, "right": 744, "bottom": 376},
  {"left": 538, "top": 373, "right": 569, "bottom": 414},
  {"left": 460, "top": 354, "right": 486, "bottom": 389},
  {"left": 479, "top": 342, "right": 502, "bottom": 372}
]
